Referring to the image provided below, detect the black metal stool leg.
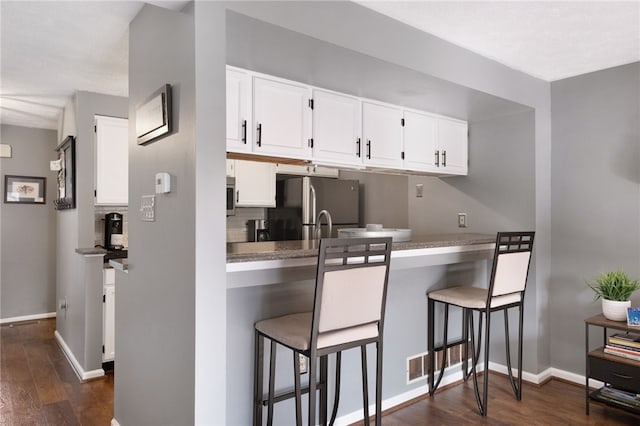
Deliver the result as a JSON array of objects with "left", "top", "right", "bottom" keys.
[
  {"left": 308, "top": 354, "right": 317, "bottom": 426},
  {"left": 320, "top": 355, "right": 328, "bottom": 426},
  {"left": 329, "top": 352, "right": 341, "bottom": 426},
  {"left": 481, "top": 308, "right": 491, "bottom": 416},
  {"left": 462, "top": 308, "right": 469, "bottom": 381},
  {"left": 253, "top": 330, "right": 264, "bottom": 426},
  {"left": 375, "top": 340, "right": 383, "bottom": 426},
  {"left": 267, "top": 341, "right": 276, "bottom": 425},
  {"left": 517, "top": 303, "right": 524, "bottom": 400},
  {"left": 361, "top": 345, "right": 370, "bottom": 424},
  {"left": 427, "top": 297, "right": 435, "bottom": 396},
  {"left": 293, "top": 352, "right": 302, "bottom": 426},
  {"left": 503, "top": 308, "right": 519, "bottom": 398}
]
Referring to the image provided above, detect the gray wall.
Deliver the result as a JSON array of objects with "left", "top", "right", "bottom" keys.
[
  {"left": 408, "top": 110, "right": 536, "bottom": 237},
  {"left": 116, "top": 4, "right": 200, "bottom": 425},
  {"left": 115, "top": 2, "right": 554, "bottom": 424},
  {"left": 55, "top": 91, "right": 127, "bottom": 373},
  {"left": 0, "top": 124, "right": 57, "bottom": 320},
  {"left": 550, "top": 62, "right": 640, "bottom": 373}
]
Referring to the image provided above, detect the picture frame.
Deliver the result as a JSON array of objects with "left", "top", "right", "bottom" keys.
[
  {"left": 628, "top": 307, "right": 640, "bottom": 328},
  {"left": 4, "top": 175, "right": 46, "bottom": 204},
  {"left": 136, "top": 84, "right": 172, "bottom": 145},
  {"left": 54, "top": 135, "right": 76, "bottom": 210}
]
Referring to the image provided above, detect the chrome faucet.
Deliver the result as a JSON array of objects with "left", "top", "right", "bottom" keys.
[{"left": 315, "top": 210, "right": 333, "bottom": 239}]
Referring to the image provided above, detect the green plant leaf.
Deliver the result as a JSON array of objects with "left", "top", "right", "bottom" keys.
[{"left": 587, "top": 271, "right": 640, "bottom": 301}]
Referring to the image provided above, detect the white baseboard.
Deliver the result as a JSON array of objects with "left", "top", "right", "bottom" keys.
[
  {"left": 0, "top": 311, "right": 56, "bottom": 324},
  {"left": 54, "top": 330, "right": 104, "bottom": 381},
  {"left": 111, "top": 418, "right": 121, "bottom": 426}
]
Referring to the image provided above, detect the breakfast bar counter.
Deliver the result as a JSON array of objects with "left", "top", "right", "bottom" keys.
[
  {"left": 225, "top": 233, "right": 497, "bottom": 425},
  {"left": 226, "top": 233, "right": 495, "bottom": 288}
]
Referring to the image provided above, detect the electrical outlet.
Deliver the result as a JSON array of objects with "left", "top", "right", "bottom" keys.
[
  {"left": 458, "top": 213, "right": 467, "bottom": 228},
  {"left": 416, "top": 184, "right": 424, "bottom": 198},
  {"left": 299, "top": 354, "right": 308, "bottom": 374}
]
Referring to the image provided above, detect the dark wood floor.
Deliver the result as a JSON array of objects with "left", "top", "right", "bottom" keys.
[
  {"left": 2, "top": 318, "right": 638, "bottom": 425},
  {"left": 1, "top": 318, "right": 113, "bottom": 425}
]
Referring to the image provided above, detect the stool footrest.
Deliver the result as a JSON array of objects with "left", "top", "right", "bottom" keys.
[
  {"left": 261, "top": 382, "right": 326, "bottom": 406},
  {"left": 433, "top": 337, "right": 467, "bottom": 353}
]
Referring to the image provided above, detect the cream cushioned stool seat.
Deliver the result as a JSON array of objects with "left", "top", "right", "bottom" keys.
[
  {"left": 427, "top": 231, "right": 535, "bottom": 417},
  {"left": 253, "top": 237, "right": 392, "bottom": 426}
]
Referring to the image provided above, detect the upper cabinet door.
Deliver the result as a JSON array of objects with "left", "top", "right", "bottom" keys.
[
  {"left": 234, "top": 160, "right": 276, "bottom": 208},
  {"left": 362, "top": 100, "right": 403, "bottom": 169},
  {"left": 312, "top": 89, "right": 362, "bottom": 166},
  {"left": 438, "top": 117, "right": 468, "bottom": 175},
  {"left": 253, "top": 76, "right": 311, "bottom": 159},
  {"left": 226, "top": 67, "right": 251, "bottom": 153},
  {"left": 95, "top": 116, "right": 128, "bottom": 205},
  {"left": 403, "top": 109, "right": 438, "bottom": 172}
]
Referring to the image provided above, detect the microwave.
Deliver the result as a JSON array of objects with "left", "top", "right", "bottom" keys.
[{"left": 226, "top": 177, "right": 235, "bottom": 216}]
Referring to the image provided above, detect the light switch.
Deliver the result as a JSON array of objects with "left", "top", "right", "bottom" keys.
[{"left": 140, "top": 195, "right": 155, "bottom": 222}]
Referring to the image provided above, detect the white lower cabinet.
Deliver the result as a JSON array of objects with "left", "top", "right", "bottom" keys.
[
  {"left": 234, "top": 159, "right": 276, "bottom": 207},
  {"left": 103, "top": 269, "right": 115, "bottom": 362}
]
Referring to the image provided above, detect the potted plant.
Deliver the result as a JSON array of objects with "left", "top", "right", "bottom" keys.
[{"left": 588, "top": 271, "right": 640, "bottom": 321}]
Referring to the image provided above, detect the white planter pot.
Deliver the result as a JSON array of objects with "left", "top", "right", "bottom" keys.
[{"left": 602, "top": 299, "right": 631, "bottom": 321}]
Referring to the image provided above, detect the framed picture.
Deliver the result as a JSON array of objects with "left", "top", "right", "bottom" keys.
[
  {"left": 136, "top": 84, "right": 172, "bottom": 145},
  {"left": 54, "top": 135, "right": 76, "bottom": 210},
  {"left": 4, "top": 175, "right": 46, "bottom": 204}
]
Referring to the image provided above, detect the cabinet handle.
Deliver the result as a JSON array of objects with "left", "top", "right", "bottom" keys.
[
  {"left": 435, "top": 150, "right": 440, "bottom": 167},
  {"left": 241, "top": 120, "right": 247, "bottom": 144},
  {"left": 256, "top": 123, "right": 262, "bottom": 147},
  {"left": 367, "top": 140, "right": 371, "bottom": 159},
  {"left": 356, "top": 138, "right": 361, "bottom": 157},
  {"left": 442, "top": 150, "right": 447, "bottom": 167},
  {"left": 236, "top": 190, "right": 239, "bottom": 203},
  {"left": 612, "top": 372, "right": 633, "bottom": 380}
]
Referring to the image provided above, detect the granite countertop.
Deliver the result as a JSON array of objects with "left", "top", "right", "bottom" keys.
[{"left": 227, "top": 233, "right": 495, "bottom": 263}]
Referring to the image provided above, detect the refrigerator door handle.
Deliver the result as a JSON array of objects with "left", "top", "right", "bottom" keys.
[{"left": 309, "top": 183, "right": 317, "bottom": 227}]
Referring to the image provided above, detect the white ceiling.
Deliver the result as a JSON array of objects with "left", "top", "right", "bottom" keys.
[{"left": 1, "top": 1, "right": 639, "bottom": 131}]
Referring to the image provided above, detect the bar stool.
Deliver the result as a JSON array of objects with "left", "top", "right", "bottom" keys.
[
  {"left": 427, "top": 231, "right": 535, "bottom": 416},
  {"left": 253, "top": 237, "right": 393, "bottom": 426}
]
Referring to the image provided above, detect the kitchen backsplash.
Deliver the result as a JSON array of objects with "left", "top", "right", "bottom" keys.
[
  {"left": 95, "top": 205, "right": 128, "bottom": 248},
  {"left": 227, "top": 207, "right": 266, "bottom": 243}
]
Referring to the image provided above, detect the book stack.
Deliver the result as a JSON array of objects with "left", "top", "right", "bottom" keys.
[
  {"left": 604, "top": 332, "right": 640, "bottom": 361},
  {"left": 597, "top": 386, "right": 640, "bottom": 410}
]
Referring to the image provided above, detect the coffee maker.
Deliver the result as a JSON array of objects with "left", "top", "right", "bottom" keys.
[
  {"left": 248, "top": 219, "right": 271, "bottom": 242},
  {"left": 105, "top": 212, "right": 124, "bottom": 250}
]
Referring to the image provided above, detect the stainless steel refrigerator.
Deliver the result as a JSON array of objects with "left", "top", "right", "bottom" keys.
[{"left": 281, "top": 176, "right": 360, "bottom": 240}]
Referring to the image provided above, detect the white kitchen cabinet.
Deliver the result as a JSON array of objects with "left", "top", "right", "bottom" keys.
[
  {"left": 234, "top": 159, "right": 276, "bottom": 207},
  {"left": 403, "top": 109, "right": 438, "bottom": 172},
  {"left": 436, "top": 117, "right": 468, "bottom": 175},
  {"left": 402, "top": 110, "right": 468, "bottom": 175},
  {"left": 95, "top": 116, "right": 128, "bottom": 205},
  {"left": 226, "top": 159, "right": 235, "bottom": 177},
  {"left": 253, "top": 75, "right": 311, "bottom": 159},
  {"left": 311, "top": 89, "right": 362, "bottom": 166},
  {"left": 103, "top": 268, "right": 115, "bottom": 362},
  {"left": 226, "top": 67, "right": 252, "bottom": 153},
  {"left": 362, "top": 100, "right": 403, "bottom": 169}
]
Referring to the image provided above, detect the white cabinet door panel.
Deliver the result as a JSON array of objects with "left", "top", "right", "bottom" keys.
[
  {"left": 312, "top": 89, "right": 361, "bottom": 166},
  {"left": 235, "top": 160, "right": 276, "bottom": 207},
  {"left": 226, "top": 68, "right": 251, "bottom": 153},
  {"left": 253, "top": 77, "right": 311, "bottom": 159},
  {"left": 438, "top": 117, "right": 468, "bottom": 175},
  {"left": 362, "top": 101, "right": 403, "bottom": 169},
  {"left": 95, "top": 116, "right": 128, "bottom": 205},
  {"left": 403, "top": 110, "right": 438, "bottom": 172}
]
